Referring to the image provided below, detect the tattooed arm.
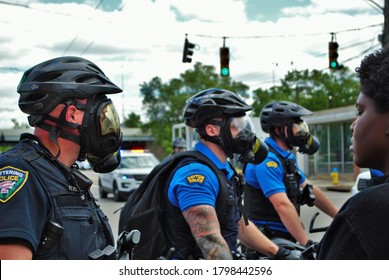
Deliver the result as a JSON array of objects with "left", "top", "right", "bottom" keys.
[{"left": 183, "top": 204, "right": 232, "bottom": 260}]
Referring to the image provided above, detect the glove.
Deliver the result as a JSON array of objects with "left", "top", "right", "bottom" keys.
[
  {"left": 274, "top": 246, "right": 303, "bottom": 260},
  {"left": 305, "top": 239, "right": 318, "bottom": 248}
]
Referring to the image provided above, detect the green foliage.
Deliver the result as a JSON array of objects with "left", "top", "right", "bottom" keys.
[
  {"left": 139, "top": 63, "right": 359, "bottom": 156},
  {"left": 123, "top": 112, "right": 142, "bottom": 128},
  {"left": 11, "top": 118, "right": 30, "bottom": 129},
  {"left": 251, "top": 67, "right": 359, "bottom": 116},
  {"left": 140, "top": 62, "right": 250, "bottom": 155},
  {"left": 0, "top": 146, "right": 12, "bottom": 153}
]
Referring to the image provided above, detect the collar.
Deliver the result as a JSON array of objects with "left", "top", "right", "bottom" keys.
[
  {"left": 20, "top": 133, "right": 55, "bottom": 159},
  {"left": 194, "top": 141, "right": 235, "bottom": 179},
  {"left": 265, "top": 136, "right": 293, "bottom": 159}
]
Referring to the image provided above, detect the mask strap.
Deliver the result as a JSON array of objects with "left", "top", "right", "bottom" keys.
[
  {"left": 208, "top": 119, "right": 234, "bottom": 158},
  {"left": 38, "top": 116, "right": 81, "bottom": 145},
  {"left": 276, "top": 126, "right": 294, "bottom": 150},
  {"left": 77, "top": 97, "right": 96, "bottom": 160}
]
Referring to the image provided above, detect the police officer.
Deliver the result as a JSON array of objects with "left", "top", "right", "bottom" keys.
[
  {"left": 243, "top": 101, "right": 339, "bottom": 247},
  {"left": 0, "top": 56, "right": 122, "bottom": 259},
  {"left": 164, "top": 88, "right": 302, "bottom": 259},
  {"left": 172, "top": 137, "right": 187, "bottom": 154}
]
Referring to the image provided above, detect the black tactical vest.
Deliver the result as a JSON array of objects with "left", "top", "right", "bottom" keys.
[
  {"left": 163, "top": 158, "right": 242, "bottom": 259},
  {"left": 12, "top": 135, "right": 114, "bottom": 259}
]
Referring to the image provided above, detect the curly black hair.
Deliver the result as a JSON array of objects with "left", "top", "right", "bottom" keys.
[{"left": 356, "top": 48, "right": 389, "bottom": 113}]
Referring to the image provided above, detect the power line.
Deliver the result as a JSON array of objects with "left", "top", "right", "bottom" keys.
[
  {"left": 62, "top": 0, "right": 104, "bottom": 56},
  {"left": 365, "top": 0, "right": 384, "bottom": 13},
  {"left": 0, "top": 67, "right": 24, "bottom": 72},
  {"left": 192, "top": 23, "right": 382, "bottom": 40},
  {"left": 0, "top": 0, "right": 80, "bottom": 17},
  {"left": 0, "top": 0, "right": 28, "bottom": 8}
]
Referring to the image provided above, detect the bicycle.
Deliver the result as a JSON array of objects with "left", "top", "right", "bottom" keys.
[{"left": 89, "top": 229, "right": 141, "bottom": 260}]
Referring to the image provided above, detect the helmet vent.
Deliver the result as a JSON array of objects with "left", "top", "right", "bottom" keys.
[
  {"left": 35, "top": 71, "right": 62, "bottom": 82},
  {"left": 75, "top": 75, "right": 104, "bottom": 85}
]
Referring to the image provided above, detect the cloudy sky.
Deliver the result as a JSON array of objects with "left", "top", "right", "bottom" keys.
[{"left": 0, "top": 0, "right": 384, "bottom": 128}]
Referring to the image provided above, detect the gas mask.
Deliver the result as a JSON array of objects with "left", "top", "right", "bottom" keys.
[
  {"left": 239, "top": 136, "right": 269, "bottom": 165},
  {"left": 216, "top": 115, "right": 268, "bottom": 164},
  {"left": 79, "top": 95, "right": 123, "bottom": 173},
  {"left": 298, "top": 135, "right": 320, "bottom": 155},
  {"left": 285, "top": 120, "right": 319, "bottom": 155}
]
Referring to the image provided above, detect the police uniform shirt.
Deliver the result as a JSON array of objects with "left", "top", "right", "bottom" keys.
[
  {"left": 168, "top": 141, "right": 235, "bottom": 212},
  {"left": 0, "top": 134, "right": 114, "bottom": 259},
  {"left": 244, "top": 137, "right": 306, "bottom": 230},
  {"left": 0, "top": 142, "right": 54, "bottom": 253},
  {"left": 245, "top": 137, "right": 306, "bottom": 196}
]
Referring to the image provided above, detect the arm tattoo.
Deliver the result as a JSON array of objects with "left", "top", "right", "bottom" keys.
[{"left": 183, "top": 205, "right": 232, "bottom": 260}]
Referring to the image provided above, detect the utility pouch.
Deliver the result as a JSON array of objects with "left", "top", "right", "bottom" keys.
[
  {"left": 284, "top": 159, "right": 301, "bottom": 204},
  {"left": 40, "top": 220, "right": 64, "bottom": 250}
]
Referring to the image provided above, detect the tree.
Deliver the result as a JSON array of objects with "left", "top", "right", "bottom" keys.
[
  {"left": 140, "top": 62, "right": 250, "bottom": 157},
  {"left": 11, "top": 118, "right": 30, "bottom": 129},
  {"left": 251, "top": 67, "right": 360, "bottom": 116},
  {"left": 123, "top": 112, "right": 142, "bottom": 128}
]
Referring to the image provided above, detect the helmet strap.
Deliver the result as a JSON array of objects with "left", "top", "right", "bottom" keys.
[
  {"left": 275, "top": 126, "right": 294, "bottom": 150},
  {"left": 197, "top": 122, "right": 233, "bottom": 158},
  {"left": 37, "top": 102, "right": 83, "bottom": 159}
]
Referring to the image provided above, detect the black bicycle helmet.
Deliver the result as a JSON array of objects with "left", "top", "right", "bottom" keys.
[
  {"left": 17, "top": 56, "right": 122, "bottom": 116},
  {"left": 260, "top": 101, "right": 312, "bottom": 133},
  {"left": 184, "top": 88, "right": 252, "bottom": 128}
]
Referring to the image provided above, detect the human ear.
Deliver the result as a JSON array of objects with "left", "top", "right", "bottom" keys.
[
  {"left": 65, "top": 105, "right": 78, "bottom": 123},
  {"left": 205, "top": 123, "right": 219, "bottom": 137}
]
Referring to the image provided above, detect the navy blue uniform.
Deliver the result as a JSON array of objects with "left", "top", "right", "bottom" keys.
[
  {"left": 166, "top": 141, "right": 241, "bottom": 259},
  {"left": 0, "top": 134, "right": 114, "bottom": 259}
]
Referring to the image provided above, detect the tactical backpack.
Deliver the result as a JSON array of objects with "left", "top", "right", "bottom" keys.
[{"left": 118, "top": 150, "right": 230, "bottom": 260}]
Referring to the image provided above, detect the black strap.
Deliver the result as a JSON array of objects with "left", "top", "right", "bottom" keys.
[{"left": 171, "top": 151, "right": 229, "bottom": 221}]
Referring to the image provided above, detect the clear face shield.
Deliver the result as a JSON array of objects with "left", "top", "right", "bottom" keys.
[
  {"left": 293, "top": 120, "right": 310, "bottom": 138},
  {"left": 230, "top": 115, "right": 256, "bottom": 141},
  {"left": 287, "top": 119, "right": 319, "bottom": 155},
  {"left": 221, "top": 115, "right": 268, "bottom": 164}
]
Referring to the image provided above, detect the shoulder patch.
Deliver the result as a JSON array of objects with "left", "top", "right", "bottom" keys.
[
  {"left": 266, "top": 161, "right": 278, "bottom": 168},
  {"left": 0, "top": 166, "right": 29, "bottom": 203},
  {"left": 186, "top": 174, "right": 205, "bottom": 184}
]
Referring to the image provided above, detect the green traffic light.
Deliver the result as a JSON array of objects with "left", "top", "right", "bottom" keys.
[
  {"left": 221, "top": 67, "right": 229, "bottom": 76},
  {"left": 330, "top": 61, "right": 338, "bottom": 69}
]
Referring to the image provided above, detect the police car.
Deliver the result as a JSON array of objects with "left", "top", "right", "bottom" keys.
[
  {"left": 98, "top": 150, "right": 160, "bottom": 201},
  {"left": 351, "top": 170, "right": 371, "bottom": 195}
]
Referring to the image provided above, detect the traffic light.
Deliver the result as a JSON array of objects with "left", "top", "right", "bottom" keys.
[
  {"left": 220, "top": 47, "right": 230, "bottom": 77},
  {"left": 182, "top": 38, "right": 195, "bottom": 63},
  {"left": 329, "top": 41, "right": 339, "bottom": 70}
]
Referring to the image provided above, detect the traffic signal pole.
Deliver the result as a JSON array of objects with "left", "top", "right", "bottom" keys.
[{"left": 384, "top": 0, "right": 389, "bottom": 49}]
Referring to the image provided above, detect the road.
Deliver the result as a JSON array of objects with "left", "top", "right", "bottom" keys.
[{"left": 84, "top": 170, "right": 353, "bottom": 243}]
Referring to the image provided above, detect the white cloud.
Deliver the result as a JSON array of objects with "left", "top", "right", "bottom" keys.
[{"left": 0, "top": 0, "right": 383, "bottom": 128}]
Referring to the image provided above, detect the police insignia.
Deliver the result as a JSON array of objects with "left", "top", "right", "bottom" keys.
[
  {"left": 186, "top": 174, "right": 205, "bottom": 184},
  {"left": 0, "top": 166, "right": 29, "bottom": 203},
  {"left": 266, "top": 161, "right": 278, "bottom": 168}
]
